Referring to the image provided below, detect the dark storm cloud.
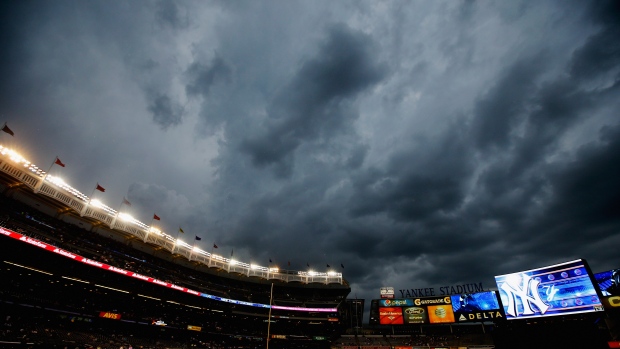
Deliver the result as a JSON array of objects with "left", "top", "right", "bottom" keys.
[
  {"left": 2, "top": 0, "right": 620, "bottom": 321},
  {"left": 240, "top": 24, "right": 387, "bottom": 173},
  {"left": 569, "top": 0, "right": 620, "bottom": 83},
  {"left": 148, "top": 93, "right": 184, "bottom": 129},
  {"left": 349, "top": 122, "right": 472, "bottom": 222},
  {"left": 186, "top": 55, "right": 232, "bottom": 98},
  {"left": 156, "top": 0, "right": 190, "bottom": 30},
  {"left": 470, "top": 55, "right": 545, "bottom": 151}
]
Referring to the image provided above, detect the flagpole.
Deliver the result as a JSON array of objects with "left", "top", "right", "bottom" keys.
[
  {"left": 110, "top": 197, "right": 127, "bottom": 230},
  {"left": 266, "top": 282, "right": 274, "bottom": 349},
  {"left": 190, "top": 238, "right": 196, "bottom": 261},
  {"left": 34, "top": 156, "right": 61, "bottom": 193},
  {"left": 209, "top": 244, "right": 214, "bottom": 267},
  {"left": 80, "top": 184, "right": 99, "bottom": 217},
  {"left": 174, "top": 228, "right": 182, "bottom": 254}
]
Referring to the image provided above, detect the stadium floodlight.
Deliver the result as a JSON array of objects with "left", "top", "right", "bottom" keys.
[
  {"left": 327, "top": 271, "right": 338, "bottom": 276},
  {"left": 46, "top": 174, "right": 63, "bottom": 185},
  {"left": 230, "top": 259, "right": 237, "bottom": 265},
  {"left": 90, "top": 199, "right": 103, "bottom": 208},
  {"left": 250, "top": 264, "right": 260, "bottom": 270},
  {"left": 308, "top": 270, "right": 316, "bottom": 276},
  {"left": 118, "top": 212, "right": 136, "bottom": 223},
  {"left": 4, "top": 149, "right": 28, "bottom": 164},
  {"left": 176, "top": 239, "right": 185, "bottom": 246},
  {"left": 149, "top": 227, "right": 161, "bottom": 234},
  {"left": 269, "top": 267, "right": 279, "bottom": 273}
]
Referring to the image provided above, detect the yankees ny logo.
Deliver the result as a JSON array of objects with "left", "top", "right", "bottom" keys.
[{"left": 501, "top": 274, "right": 549, "bottom": 317}]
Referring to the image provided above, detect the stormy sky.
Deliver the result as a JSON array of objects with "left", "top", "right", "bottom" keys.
[{"left": 1, "top": 0, "right": 619, "bottom": 314}]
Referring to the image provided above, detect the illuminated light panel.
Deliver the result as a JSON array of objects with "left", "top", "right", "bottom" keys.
[
  {"left": 94, "top": 284, "right": 130, "bottom": 293},
  {"left": 61, "top": 276, "right": 90, "bottom": 284},
  {"left": 118, "top": 213, "right": 136, "bottom": 222},
  {"left": 4, "top": 261, "right": 53, "bottom": 275},
  {"left": 138, "top": 294, "right": 161, "bottom": 301},
  {"left": 90, "top": 199, "right": 103, "bottom": 208}
]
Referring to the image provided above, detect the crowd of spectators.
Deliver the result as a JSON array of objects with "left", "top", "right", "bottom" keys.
[{"left": 0, "top": 194, "right": 349, "bottom": 348}]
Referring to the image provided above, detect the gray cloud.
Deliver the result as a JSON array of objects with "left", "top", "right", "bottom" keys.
[
  {"left": 148, "top": 93, "right": 185, "bottom": 129},
  {"left": 240, "top": 24, "right": 387, "bottom": 173},
  {"left": 1, "top": 0, "right": 619, "bottom": 320}
]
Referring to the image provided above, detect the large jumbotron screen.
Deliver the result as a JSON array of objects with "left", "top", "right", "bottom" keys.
[
  {"left": 494, "top": 259, "right": 604, "bottom": 320},
  {"left": 594, "top": 268, "right": 620, "bottom": 310}
]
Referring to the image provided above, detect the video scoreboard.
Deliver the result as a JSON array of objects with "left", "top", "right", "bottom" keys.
[{"left": 371, "top": 259, "right": 610, "bottom": 326}]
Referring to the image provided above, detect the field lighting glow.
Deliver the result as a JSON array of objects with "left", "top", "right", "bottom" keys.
[
  {"left": 46, "top": 175, "right": 67, "bottom": 187},
  {"left": 90, "top": 199, "right": 103, "bottom": 208},
  {"left": 0, "top": 143, "right": 343, "bottom": 287},
  {"left": 118, "top": 212, "right": 137, "bottom": 222}
]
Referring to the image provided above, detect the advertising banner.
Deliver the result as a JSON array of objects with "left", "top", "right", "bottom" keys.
[
  {"left": 379, "top": 307, "right": 403, "bottom": 325},
  {"left": 403, "top": 306, "right": 427, "bottom": 324},
  {"left": 380, "top": 299, "right": 415, "bottom": 307},
  {"left": 495, "top": 259, "right": 604, "bottom": 320},
  {"left": 381, "top": 287, "right": 395, "bottom": 299},
  {"left": 450, "top": 291, "right": 503, "bottom": 322},
  {"left": 98, "top": 311, "right": 121, "bottom": 320},
  {"left": 594, "top": 269, "right": 620, "bottom": 311}
]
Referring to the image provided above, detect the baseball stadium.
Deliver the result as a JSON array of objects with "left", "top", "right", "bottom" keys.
[{"left": 1, "top": 141, "right": 619, "bottom": 349}]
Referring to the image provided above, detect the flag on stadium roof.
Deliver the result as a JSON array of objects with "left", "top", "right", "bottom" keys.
[
  {"left": 307, "top": 262, "right": 310, "bottom": 267},
  {"left": 1, "top": 123, "right": 14, "bottom": 136},
  {"left": 195, "top": 236, "right": 201, "bottom": 241},
  {"left": 95, "top": 183, "right": 105, "bottom": 192},
  {"left": 153, "top": 214, "right": 160, "bottom": 221},
  {"left": 327, "top": 264, "right": 330, "bottom": 268},
  {"left": 231, "top": 249, "right": 233, "bottom": 257},
  {"left": 179, "top": 227, "right": 184, "bottom": 233},
  {"left": 122, "top": 197, "right": 131, "bottom": 206},
  {"left": 213, "top": 243, "right": 218, "bottom": 248},
  {"left": 54, "top": 157, "right": 65, "bottom": 167},
  {"left": 341, "top": 263, "right": 345, "bottom": 268},
  {"left": 269, "top": 258, "right": 272, "bottom": 263}
]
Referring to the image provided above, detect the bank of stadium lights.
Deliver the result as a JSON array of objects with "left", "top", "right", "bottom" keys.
[
  {"left": 1, "top": 145, "right": 341, "bottom": 278},
  {"left": 118, "top": 212, "right": 136, "bottom": 223},
  {"left": 0, "top": 146, "right": 28, "bottom": 164},
  {"left": 46, "top": 174, "right": 88, "bottom": 201},
  {"left": 176, "top": 239, "right": 193, "bottom": 249}
]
